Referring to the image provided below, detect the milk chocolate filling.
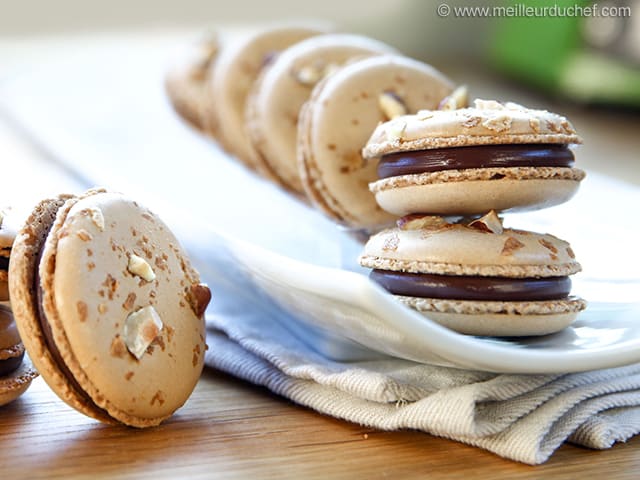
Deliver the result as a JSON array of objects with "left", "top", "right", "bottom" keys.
[
  {"left": 377, "top": 144, "right": 574, "bottom": 179},
  {"left": 370, "top": 270, "right": 571, "bottom": 301},
  {"left": 33, "top": 221, "right": 110, "bottom": 419}
]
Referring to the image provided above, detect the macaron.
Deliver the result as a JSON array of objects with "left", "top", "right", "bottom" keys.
[
  {"left": 165, "top": 33, "right": 220, "bottom": 133},
  {"left": 298, "top": 55, "right": 454, "bottom": 229},
  {"left": 0, "top": 207, "right": 18, "bottom": 301},
  {"left": 362, "top": 97, "right": 586, "bottom": 216},
  {"left": 9, "top": 189, "right": 211, "bottom": 427},
  {"left": 359, "top": 211, "right": 586, "bottom": 336},
  {"left": 209, "top": 25, "right": 323, "bottom": 172},
  {"left": 246, "top": 33, "right": 396, "bottom": 194},
  {"left": 0, "top": 304, "right": 38, "bottom": 407}
]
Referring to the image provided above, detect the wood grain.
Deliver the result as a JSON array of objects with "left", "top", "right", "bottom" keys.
[{"left": 1, "top": 370, "right": 640, "bottom": 479}]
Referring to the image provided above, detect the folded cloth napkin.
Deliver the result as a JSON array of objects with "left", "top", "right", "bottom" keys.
[{"left": 205, "top": 309, "right": 640, "bottom": 465}]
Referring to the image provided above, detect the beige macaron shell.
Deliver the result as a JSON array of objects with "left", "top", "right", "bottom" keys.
[
  {"left": 246, "top": 33, "right": 396, "bottom": 193},
  {"left": 359, "top": 225, "right": 580, "bottom": 277},
  {"left": 399, "top": 296, "right": 585, "bottom": 336},
  {"left": 210, "top": 26, "right": 323, "bottom": 170},
  {"left": 40, "top": 192, "right": 206, "bottom": 426},
  {"left": 362, "top": 100, "right": 582, "bottom": 158},
  {"left": 371, "top": 166, "right": 585, "bottom": 216},
  {"left": 165, "top": 34, "right": 219, "bottom": 132},
  {"left": 299, "top": 55, "right": 454, "bottom": 229}
]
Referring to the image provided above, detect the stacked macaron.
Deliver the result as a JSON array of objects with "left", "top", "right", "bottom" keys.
[
  {"left": 0, "top": 207, "right": 38, "bottom": 406},
  {"left": 358, "top": 91, "right": 587, "bottom": 336}
]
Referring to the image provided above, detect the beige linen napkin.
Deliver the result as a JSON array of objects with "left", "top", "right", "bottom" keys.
[{"left": 205, "top": 309, "right": 640, "bottom": 465}]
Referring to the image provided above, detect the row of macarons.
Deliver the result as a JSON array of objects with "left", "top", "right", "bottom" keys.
[
  {"left": 0, "top": 192, "right": 210, "bottom": 427},
  {"left": 166, "top": 26, "right": 587, "bottom": 337},
  {"left": 165, "top": 26, "right": 583, "bottom": 230}
]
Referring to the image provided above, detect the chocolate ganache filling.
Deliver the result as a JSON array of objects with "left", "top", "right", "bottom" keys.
[
  {"left": 0, "top": 353, "right": 24, "bottom": 376},
  {"left": 32, "top": 219, "right": 110, "bottom": 418},
  {"left": 370, "top": 270, "right": 571, "bottom": 301},
  {"left": 0, "top": 256, "right": 9, "bottom": 271},
  {"left": 377, "top": 144, "right": 574, "bottom": 179}
]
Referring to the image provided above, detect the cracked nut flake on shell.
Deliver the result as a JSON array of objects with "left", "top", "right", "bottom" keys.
[
  {"left": 397, "top": 214, "right": 450, "bottom": 231},
  {"left": 468, "top": 210, "right": 504, "bottom": 234},
  {"left": 438, "top": 85, "right": 469, "bottom": 110},
  {"left": 294, "top": 65, "right": 322, "bottom": 85},
  {"left": 474, "top": 98, "right": 504, "bottom": 110},
  {"left": 83, "top": 207, "right": 105, "bottom": 231},
  {"left": 124, "top": 305, "right": 163, "bottom": 360},
  {"left": 378, "top": 91, "right": 407, "bottom": 120},
  {"left": 386, "top": 120, "right": 407, "bottom": 141},
  {"left": 128, "top": 254, "right": 156, "bottom": 282}
]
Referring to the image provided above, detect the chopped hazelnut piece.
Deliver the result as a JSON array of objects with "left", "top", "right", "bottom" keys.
[
  {"left": 378, "top": 91, "right": 408, "bottom": 120},
  {"left": 86, "top": 207, "right": 105, "bottom": 231},
  {"left": 438, "top": 85, "right": 469, "bottom": 110},
  {"left": 124, "top": 306, "right": 163, "bottom": 360},
  {"left": 187, "top": 283, "right": 212, "bottom": 319},
  {"left": 294, "top": 65, "right": 321, "bottom": 86},
  {"left": 474, "top": 99, "right": 504, "bottom": 110},
  {"left": 468, "top": 211, "right": 503, "bottom": 234},
  {"left": 397, "top": 214, "right": 450, "bottom": 231},
  {"left": 382, "top": 233, "right": 399, "bottom": 252},
  {"left": 482, "top": 114, "right": 512, "bottom": 132},
  {"left": 386, "top": 120, "right": 407, "bottom": 141},
  {"left": 128, "top": 254, "right": 156, "bottom": 282}
]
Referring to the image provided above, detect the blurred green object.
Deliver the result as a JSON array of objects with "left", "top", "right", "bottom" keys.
[{"left": 489, "top": 0, "right": 640, "bottom": 107}]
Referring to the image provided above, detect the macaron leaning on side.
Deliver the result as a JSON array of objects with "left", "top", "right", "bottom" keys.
[{"left": 9, "top": 190, "right": 210, "bottom": 427}]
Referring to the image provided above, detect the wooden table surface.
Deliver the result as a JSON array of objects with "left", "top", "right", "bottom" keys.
[{"left": 1, "top": 32, "right": 640, "bottom": 479}]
